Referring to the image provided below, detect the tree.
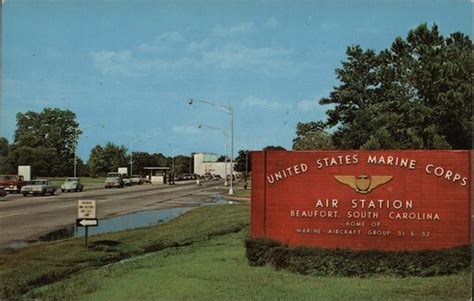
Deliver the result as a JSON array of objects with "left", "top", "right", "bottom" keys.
[
  {"left": 263, "top": 145, "right": 286, "bottom": 151},
  {"left": 216, "top": 155, "right": 228, "bottom": 162},
  {"left": 13, "top": 108, "right": 80, "bottom": 175},
  {"left": 235, "top": 150, "right": 251, "bottom": 173},
  {"left": 87, "top": 143, "right": 128, "bottom": 177},
  {"left": 0, "top": 138, "right": 15, "bottom": 174},
  {"left": 7, "top": 146, "right": 57, "bottom": 177},
  {"left": 318, "top": 24, "right": 471, "bottom": 150},
  {"left": 293, "top": 121, "right": 334, "bottom": 150}
]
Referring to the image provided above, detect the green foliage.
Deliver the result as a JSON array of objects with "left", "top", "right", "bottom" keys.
[
  {"left": 0, "top": 137, "right": 15, "bottom": 174},
  {"left": 293, "top": 121, "right": 334, "bottom": 150},
  {"left": 173, "top": 155, "right": 192, "bottom": 174},
  {"left": 297, "top": 24, "right": 471, "bottom": 150},
  {"left": 235, "top": 150, "right": 251, "bottom": 173},
  {"left": 7, "top": 108, "right": 80, "bottom": 176},
  {"left": 263, "top": 145, "right": 286, "bottom": 151},
  {"left": 245, "top": 238, "right": 471, "bottom": 277},
  {"left": 6, "top": 146, "right": 58, "bottom": 176},
  {"left": 87, "top": 143, "right": 128, "bottom": 177}
]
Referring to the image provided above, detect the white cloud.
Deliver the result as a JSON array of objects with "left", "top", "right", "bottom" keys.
[
  {"left": 90, "top": 24, "right": 299, "bottom": 76},
  {"left": 297, "top": 99, "right": 319, "bottom": 112},
  {"left": 186, "top": 39, "right": 210, "bottom": 52},
  {"left": 91, "top": 42, "right": 293, "bottom": 76},
  {"left": 89, "top": 50, "right": 131, "bottom": 74},
  {"left": 242, "top": 96, "right": 282, "bottom": 110},
  {"left": 212, "top": 22, "right": 256, "bottom": 36},
  {"left": 89, "top": 49, "right": 198, "bottom": 75},
  {"left": 202, "top": 43, "right": 292, "bottom": 73},
  {"left": 137, "top": 32, "right": 184, "bottom": 53},
  {"left": 264, "top": 17, "right": 279, "bottom": 29},
  {"left": 172, "top": 125, "right": 200, "bottom": 135}
]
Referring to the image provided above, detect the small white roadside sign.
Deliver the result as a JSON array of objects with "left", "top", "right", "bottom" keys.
[{"left": 77, "top": 200, "right": 96, "bottom": 219}]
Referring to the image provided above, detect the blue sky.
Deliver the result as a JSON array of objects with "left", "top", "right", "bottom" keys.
[{"left": 1, "top": 0, "right": 471, "bottom": 160}]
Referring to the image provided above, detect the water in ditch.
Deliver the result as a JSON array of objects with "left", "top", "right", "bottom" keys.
[{"left": 5, "top": 195, "right": 236, "bottom": 249}]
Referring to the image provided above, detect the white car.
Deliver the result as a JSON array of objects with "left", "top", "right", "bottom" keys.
[
  {"left": 131, "top": 175, "right": 144, "bottom": 185},
  {"left": 61, "top": 178, "right": 84, "bottom": 192}
]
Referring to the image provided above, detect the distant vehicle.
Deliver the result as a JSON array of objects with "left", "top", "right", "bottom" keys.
[
  {"left": 180, "top": 173, "right": 195, "bottom": 180},
  {"left": 61, "top": 178, "right": 84, "bottom": 192},
  {"left": 104, "top": 172, "right": 124, "bottom": 189},
  {"left": 212, "top": 174, "right": 222, "bottom": 180},
  {"left": 0, "top": 188, "right": 6, "bottom": 197},
  {"left": 131, "top": 175, "right": 144, "bottom": 185},
  {"left": 21, "top": 180, "right": 56, "bottom": 196},
  {"left": 122, "top": 175, "right": 132, "bottom": 186},
  {"left": 0, "top": 174, "right": 26, "bottom": 194}
]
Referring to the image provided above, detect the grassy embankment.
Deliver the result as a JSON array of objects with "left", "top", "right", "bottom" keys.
[
  {"left": 231, "top": 180, "right": 251, "bottom": 199},
  {"left": 1, "top": 202, "right": 471, "bottom": 300},
  {"left": 49, "top": 177, "right": 106, "bottom": 187}
]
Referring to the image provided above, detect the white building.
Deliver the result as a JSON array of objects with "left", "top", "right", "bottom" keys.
[{"left": 193, "top": 153, "right": 234, "bottom": 178}]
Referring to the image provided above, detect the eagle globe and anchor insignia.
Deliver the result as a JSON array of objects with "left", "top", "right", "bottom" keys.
[{"left": 334, "top": 175, "right": 393, "bottom": 194}]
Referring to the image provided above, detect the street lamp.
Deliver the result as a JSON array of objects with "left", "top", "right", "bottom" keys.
[
  {"left": 74, "top": 123, "right": 104, "bottom": 178},
  {"left": 198, "top": 123, "right": 230, "bottom": 186},
  {"left": 188, "top": 98, "right": 234, "bottom": 195}
]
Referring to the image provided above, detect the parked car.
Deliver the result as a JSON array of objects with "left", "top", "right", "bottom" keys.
[
  {"left": 122, "top": 175, "right": 132, "bottom": 186},
  {"left": 21, "top": 180, "right": 56, "bottom": 196},
  {"left": 131, "top": 175, "right": 144, "bottom": 185},
  {"left": 61, "top": 178, "right": 84, "bottom": 192},
  {"left": 0, "top": 174, "right": 26, "bottom": 194},
  {"left": 104, "top": 172, "right": 124, "bottom": 188}
]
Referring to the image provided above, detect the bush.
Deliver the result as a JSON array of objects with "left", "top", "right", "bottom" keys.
[{"left": 245, "top": 238, "right": 471, "bottom": 277}]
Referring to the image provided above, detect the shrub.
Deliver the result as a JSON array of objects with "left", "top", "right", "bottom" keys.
[{"left": 245, "top": 238, "right": 471, "bottom": 277}]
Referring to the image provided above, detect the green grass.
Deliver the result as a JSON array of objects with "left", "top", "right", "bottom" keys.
[
  {"left": 232, "top": 180, "right": 251, "bottom": 198},
  {"left": 27, "top": 227, "right": 471, "bottom": 301},
  {"left": 0, "top": 204, "right": 248, "bottom": 299},
  {"left": 49, "top": 177, "right": 106, "bottom": 187},
  {"left": 1, "top": 203, "right": 471, "bottom": 300}
]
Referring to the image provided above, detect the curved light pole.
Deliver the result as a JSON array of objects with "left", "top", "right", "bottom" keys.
[
  {"left": 188, "top": 98, "right": 234, "bottom": 195},
  {"left": 74, "top": 123, "right": 105, "bottom": 178},
  {"left": 198, "top": 123, "right": 230, "bottom": 186}
]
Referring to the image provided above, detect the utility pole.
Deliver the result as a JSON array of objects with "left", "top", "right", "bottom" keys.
[{"left": 188, "top": 98, "right": 234, "bottom": 195}]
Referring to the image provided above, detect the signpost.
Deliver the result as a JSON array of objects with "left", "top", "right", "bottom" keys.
[{"left": 76, "top": 200, "right": 98, "bottom": 246}]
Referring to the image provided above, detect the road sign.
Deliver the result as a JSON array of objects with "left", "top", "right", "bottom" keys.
[
  {"left": 76, "top": 218, "right": 98, "bottom": 227},
  {"left": 78, "top": 200, "right": 96, "bottom": 219}
]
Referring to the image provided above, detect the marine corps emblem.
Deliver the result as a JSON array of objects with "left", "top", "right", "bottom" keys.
[{"left": 334, "top": 175, "right": 393, "bottom": 194}]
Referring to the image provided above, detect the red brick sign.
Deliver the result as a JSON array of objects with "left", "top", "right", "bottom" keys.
[{"left": 251, "top": 151, "right": 471, "bottom": 251}]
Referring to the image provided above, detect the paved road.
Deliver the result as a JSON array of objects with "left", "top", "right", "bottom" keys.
[{"left": 0, "top": 180, "right": 227, "bottom": 248}]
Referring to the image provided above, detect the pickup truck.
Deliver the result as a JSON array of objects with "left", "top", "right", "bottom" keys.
[
  {"left": 21, "top": 180, "right": 56, "bottom": 196},
  {"left": 0, "top": 174, "right": 26, "bottom": 193},
  {"left": 104, "top": 172, "right": 124, "bottom": 188}
]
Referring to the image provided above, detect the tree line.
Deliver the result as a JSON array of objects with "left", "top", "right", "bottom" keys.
[
  {"left": 0, "top": 108, "right": 191, "bottom": 177},
  {"left": 293, "top": 24, "right": 472, "bottom": 150},
  {"left": 2, "top": 24, "right": 469, "bottom": 176},
  {"left": 237, "top": 24, "right": 471, "bottom": 173}
]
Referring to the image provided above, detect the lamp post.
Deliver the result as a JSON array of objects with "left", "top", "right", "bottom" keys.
[
  {"left": 198, "top": 123, "right": 230, "bottom": 186},
  {"left": 74, "top": 124, "right": 104, "bottom": 178},
  {"left": 188, "top": 98, "right": 234, "bottom": 195}
]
